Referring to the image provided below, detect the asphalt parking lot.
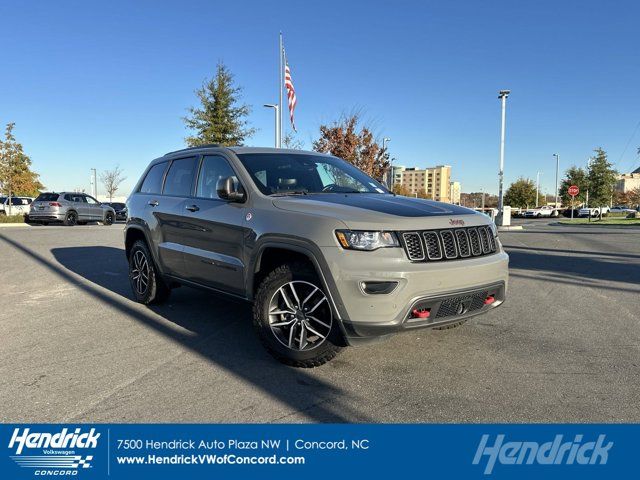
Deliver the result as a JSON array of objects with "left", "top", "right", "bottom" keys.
[{"left": 1, "top": 220, "right": 639, "bottom": 423}]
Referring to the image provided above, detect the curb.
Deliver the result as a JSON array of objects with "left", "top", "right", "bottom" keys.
[
  {"left": 498, "top": 225, "right": 524, "bottom": 231},
  {"left": 0, "top": 223, "right": 32, "bottom": 228},
  {"left": 553, "top": 222, "right": 640, "bottom": 230}
]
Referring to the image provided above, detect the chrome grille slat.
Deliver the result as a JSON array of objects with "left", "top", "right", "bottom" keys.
[
  {"left": 402, "top": 232, "right": 425, "bottom": 261},
  {"left": 455, "top": 229, "right": 471, "bottom": 257},
  {"left": 439, "top": 230, "right": 458, "bottom": 259},
  {"left": 468, "top": 228, "right": 482, "bottom": 256},
  {"left": 422, "top": 232, "right": 443, "bottom": 260},
  {"left": 478, "top": 226, "right": 491, "bottom": 254}
]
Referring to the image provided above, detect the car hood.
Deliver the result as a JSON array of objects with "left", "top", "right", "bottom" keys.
[{"left": 272, "top": 193, "right": 487, "bottom": 230}]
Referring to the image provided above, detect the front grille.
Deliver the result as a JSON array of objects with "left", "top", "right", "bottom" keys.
[
  {"left": 400, "top": 225, "right": 497, "bottom": 262},
  {"left": 434, "top": 291, "right": 488, "bottom": 319}
]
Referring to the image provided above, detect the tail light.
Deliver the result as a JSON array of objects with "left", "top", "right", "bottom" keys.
[{"left": 49, "top": 202, "right": 62, "bottom": 207}]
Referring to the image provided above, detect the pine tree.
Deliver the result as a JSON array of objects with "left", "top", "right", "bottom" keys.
[
  {"left": 183, "top": 63, "right": 256, "bottom": 146},
  {"left": 0, "top": 123, "right": 43, "bottom": 199},
  {"left": 587, "top": 148, "right": 617, "bottom": 215}
]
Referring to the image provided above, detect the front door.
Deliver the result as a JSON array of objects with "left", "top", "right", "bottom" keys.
[
  {"left": 84, "top": 195, "right": 104, "bottom": 220},
  {"left": 180, "top": 154, "right": 247, "bottom": 295}
]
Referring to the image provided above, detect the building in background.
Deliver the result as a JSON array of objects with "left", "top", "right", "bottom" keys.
[
  {"left": 616, "top": 167, "right": 640, "bottom": 193},
  {"left": 394, "top": 165, "right": 452, "bottom": 202},
  {"left": 450, "top": 181, "right": 461, "bottom": 204}
]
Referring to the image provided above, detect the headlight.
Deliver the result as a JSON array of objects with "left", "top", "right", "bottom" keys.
[{"left": 335, "top": 230, "right": 399, "bottom": 251}]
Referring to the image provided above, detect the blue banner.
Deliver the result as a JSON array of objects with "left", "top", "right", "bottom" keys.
[{"left": 0, "top": 424, "right": 632, "bottom": 479}]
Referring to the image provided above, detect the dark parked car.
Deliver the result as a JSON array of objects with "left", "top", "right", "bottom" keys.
[{"left": 103, "top": 202, "right": 127, "bottom": 221}]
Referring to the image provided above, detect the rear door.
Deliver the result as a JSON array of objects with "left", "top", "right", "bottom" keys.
[
  {"left": 152, "top": 157, "right": 198, "bottom": 276},
  {"left": 179, "top": 154, "right": 247, "bottom": 295},
  {"left": 64, "top": 193, "right": 89, "bottom": 219}
]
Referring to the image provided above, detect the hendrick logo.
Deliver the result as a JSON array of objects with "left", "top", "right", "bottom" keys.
[
  {"left": 473, "top": 434, "right": 613, "bottom": 475},
  {"left": 8, "top": 428, "right": 100, "bottom": 473},
  {"left": 449, "top": 218, "right": 465, "bottom": 226}
]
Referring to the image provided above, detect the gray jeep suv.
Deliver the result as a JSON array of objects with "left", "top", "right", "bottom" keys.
[{"left": 125, "top": 145, "right": 508, "bottom": 367}]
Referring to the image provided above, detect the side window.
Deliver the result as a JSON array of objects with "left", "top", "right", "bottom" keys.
[
  {"left": 163, "top": 157, "right": 197, "bottom": 197},
  {"left": 85, "top": 196, "right": 100, "bottom": 205},
  {"left": 139, "top": 162, "right": 168, "bottom": 194},
  {"left": 196, "top": 156, "right": 236, "bottom": 199}
]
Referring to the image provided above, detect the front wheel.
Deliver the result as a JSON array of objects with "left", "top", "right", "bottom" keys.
[
  {"left": 253, "top": 262, "right": 342, "bottom": 367},
  {"left": 128, "top": 240, "right": 170, "bottom": 305},
  {"left": 103, "top": 212, "right": 114, "bottom": 226}
]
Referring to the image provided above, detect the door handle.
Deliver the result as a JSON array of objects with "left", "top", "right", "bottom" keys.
[
  {"left": 186, "top": 204, "right": 200, "bottom": 212},
  {"left": 148, "top": 200, "right": 159, "bottom": 207}
]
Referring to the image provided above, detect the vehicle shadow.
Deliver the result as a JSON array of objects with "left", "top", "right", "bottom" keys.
[
  {"left": 0, "top": 233, "right": 368, "bottom": 423},
  {"left": 506, "top": 249, "right": 640, "bottom": 286}
]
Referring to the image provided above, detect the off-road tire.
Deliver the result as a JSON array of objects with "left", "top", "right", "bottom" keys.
[
  {"left": 253, "top": 262, "right": 342, "bottom": 367},
  {"left": 128, "top": 240, "right": 170, "bottom": 305}
]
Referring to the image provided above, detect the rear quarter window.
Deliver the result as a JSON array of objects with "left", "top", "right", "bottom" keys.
[
  {"left": 139, "top": 162, "right": 168, "bottom": 194},
  {"left": 35, "top": 193, "right": 60, "bottom": 202}
]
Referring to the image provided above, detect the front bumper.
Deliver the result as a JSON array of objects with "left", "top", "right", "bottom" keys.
[{"left": 320, "top": 244, "right": 509, "bottom": 344}]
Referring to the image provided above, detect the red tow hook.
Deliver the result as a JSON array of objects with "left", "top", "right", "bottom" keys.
[
  {"left": 412, "top": 308, "right": 431, "bottom": 319},
  {"left": 484, "top": 295, "right": 496, "bottom": 305}
]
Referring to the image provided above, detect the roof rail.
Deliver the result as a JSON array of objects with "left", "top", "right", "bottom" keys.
[{"left": 164, "top": 144, "right": 223, "bottom": 156}]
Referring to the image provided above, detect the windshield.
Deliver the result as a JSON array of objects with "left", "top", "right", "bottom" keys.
[{"left": 235, "top": 153, "right": 388, "bottom": 195}]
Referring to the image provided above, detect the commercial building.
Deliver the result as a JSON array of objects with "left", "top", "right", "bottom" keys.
[
  {"left": 393, "top": 165, "right": 452, "bottom": 202},
  {"left": 450, "top": 181, "right": 461, "bottom": 204},
  {"left": 616, "top": 167, "right": 640, "bottom": 193}
]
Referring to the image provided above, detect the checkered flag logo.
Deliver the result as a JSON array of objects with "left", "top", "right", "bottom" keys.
[{"left": 78, "top": 456, "right": 93, "bottom": 468}]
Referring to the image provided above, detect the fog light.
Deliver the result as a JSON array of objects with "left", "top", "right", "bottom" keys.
[{"left": 361, "top": 281, "right": 398, "bottom": 295}]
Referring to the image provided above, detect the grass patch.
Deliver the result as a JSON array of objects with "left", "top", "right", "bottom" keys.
[
  {"left": 0, "top": 214, "right": 27, "bottom": 224},
  {"left": 558, "top": 217, "right": 640, "bottom": 226}
]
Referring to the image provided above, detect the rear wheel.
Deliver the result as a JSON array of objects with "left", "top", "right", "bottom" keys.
[
  {"left": 253, "top": 262, "right": 342, "bottom": 367},
  {"left": 128, "top": 240, "right": 170, "bottom": 305},
  {"left": 64, "top": 211, "right": 77, "bottom": 226}
]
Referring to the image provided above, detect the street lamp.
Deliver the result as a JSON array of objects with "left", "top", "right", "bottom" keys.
[
  {"left": 536, "top": 171, "right": 543, "bottom": 207},
  {"left": 497, "top": 90, "right": 510, "bottom": 226},
  {"left": 382, "top": 138, "right": 391, "bottom": 188},
  {"left": 263, "top": 104, "right": 280, "bottom": 148},
  {"left": 553, "top": 153, "right": 560, "bottom": 207}
]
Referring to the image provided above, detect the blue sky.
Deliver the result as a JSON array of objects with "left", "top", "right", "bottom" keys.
[{"left": 1, "top": 0, "right": 639, "bottom": 196}]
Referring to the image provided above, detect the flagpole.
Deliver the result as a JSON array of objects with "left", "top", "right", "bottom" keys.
[{"left": 278, "top": 32, "right": 283, "bottom": 148}]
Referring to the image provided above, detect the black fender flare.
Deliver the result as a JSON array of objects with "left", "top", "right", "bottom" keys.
[{"left": 247, "top": 235, "right": 350, "bottom": 323}]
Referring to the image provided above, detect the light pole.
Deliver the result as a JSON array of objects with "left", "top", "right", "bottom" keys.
[
  {"left": 536, "top": 171, "right": 543, "bottom": 207},
  {"left": 263, "top": 104, "right": 280, "bottom": 148},
  {"left": 382, "top": 137, "right": 391, "bottom": 188},
  {"left": 497, "top": 90, "right": 510, "bottom": 225},
  {"left": 553, "top": 153, "right": 560, "bottom": 207}
]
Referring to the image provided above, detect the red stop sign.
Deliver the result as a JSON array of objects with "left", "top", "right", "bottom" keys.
[{"left": 568, "top": 185, "right": 579, "bottom": 196}]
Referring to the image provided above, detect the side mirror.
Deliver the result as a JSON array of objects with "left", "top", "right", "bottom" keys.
[{"left": 216, "top": 176, "right": 245, "bottom": 202}]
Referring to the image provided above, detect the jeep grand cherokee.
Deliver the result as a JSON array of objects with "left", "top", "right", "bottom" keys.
[{"left": 124, "top": 145, "right": 509, "bottom": 367}]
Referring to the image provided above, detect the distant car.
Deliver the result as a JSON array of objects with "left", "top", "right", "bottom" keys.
[
  {"left": 523, "top": 206, "right": 557, "bottom": 218},
  {"left": 103, "top": 202, "right": 127, "bottom": 221},
  {"left": 0, "top": 196, "right": 33, "bottom": 216},
  {"left": 609, "top": 206, "right": 635, "bottom": 214},
  {"left": 578, "top": 206, "right": 610, "bottom": 217},
  {"left": 29, "top": 192, "right": 116, "bottom": 226}
]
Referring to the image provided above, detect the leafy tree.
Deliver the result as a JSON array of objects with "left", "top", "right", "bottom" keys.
[
  {"left": 313, "top": 114, "right": 389, "bottom": 180},
  {"left": 625, "top": 186, "right": 640, "bottom": 207},
  {"left": 0, "top": 123, "right": 43, "bottom": 200},
  {"left": 559, "top": 166, "right": 589, "bottom": 205},
  {"left": 392, "top": 184, "right": 412, "bottom": 196},
  {"left": 504, "top": 177, "right": 542, "bottom": 208},
  {"left": 183, "top": 62, "right": 256, "bottom": 146},
  {"left": 587, "top": 148, "right": 617, "bottom": 214},
  {"left": 100, "top": 166, "right": 126, "bottom": 201},
  {"left": 282, "top": 132, "right": 304, "bottom": 150}
]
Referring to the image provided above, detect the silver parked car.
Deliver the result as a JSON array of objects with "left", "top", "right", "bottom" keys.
[{"left": 29, "top": 192, "right": 116, "bottom": 226}]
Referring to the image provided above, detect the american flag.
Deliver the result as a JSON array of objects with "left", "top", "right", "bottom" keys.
[{"left": 284, "top": 52, "right": 297, "bottom": 132}]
